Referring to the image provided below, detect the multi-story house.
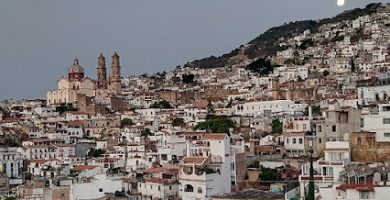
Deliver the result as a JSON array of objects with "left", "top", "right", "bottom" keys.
[
  {"left": 315, "top": 106, "right": 360, "bottom": 153},
  {"left": 0, "top": 147, "right": 24, "bottom": 179},
  {"left": 179, "top": 133, "right": 232, "bottom": 200}
]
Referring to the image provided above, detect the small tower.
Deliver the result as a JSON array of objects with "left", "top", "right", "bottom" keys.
[
  {"left": 109, "top": 52, "right": 122, "bottom": 94},
  {"left": 96, "top": 53, "right": 107, "bottom": 89},
  {"left": 68, "top": 58, "right": 85, "bottom": 82}
]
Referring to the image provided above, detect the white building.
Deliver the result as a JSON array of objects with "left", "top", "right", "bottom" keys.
[
  {"left": 234, "top": 100, "right": 298, "bottom": 116},
  {"left": 361, "top": 104, "right": 390, "bottom": 142},
  {"left": 0, "top": 147, "right": 24, "bottom": 178},
  {"left": 179, "top": 134, "right": 232, "bottom": 200}
]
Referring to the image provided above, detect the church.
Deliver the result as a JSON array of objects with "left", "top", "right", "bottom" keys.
[{"left": 47, "top": 52, "right": 122, "bottom": 105}]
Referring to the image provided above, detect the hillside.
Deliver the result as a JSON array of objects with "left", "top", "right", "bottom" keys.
[{"left": 185, "top": 3, "right": 383, "bottom": 69}]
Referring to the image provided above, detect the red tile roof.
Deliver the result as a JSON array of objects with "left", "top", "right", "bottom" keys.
[
  {"left": 255, "top": 146, "right": 274, "bottom": 152},
  {"left": 202, "top": 133, "right": 227, "bottom": 140},
  {"left": 141, "top": 167, "right": 179, "bottom": 174},
  {"left": 336, "top": 183, "right": 374, "bottom": 191},
  {"left": 182, "top": 156, "right": 206, "bottom": 165},
  {"left": 73, "top": 165, "right": 96, "bottom": 172}
]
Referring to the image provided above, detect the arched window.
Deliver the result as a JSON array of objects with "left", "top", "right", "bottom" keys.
[{"left": 184, "top": 184, "right": 194, "bottom": 192}]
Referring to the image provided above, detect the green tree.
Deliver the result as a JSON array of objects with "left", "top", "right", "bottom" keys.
[
  {"left": 304, "top": 105, "right": 321, "bottom": 116},
  {"left": 5, "top": 197, "right": 16, "bottom": 200},
  {"left": 271, "top": 119, "right": 283, "bottom": 134},
  {"left": 306, "top": 154, "right": 315, "bottom": 200},
  {"left": 195, "top": 118, "right": 235, "bottom": 135},
  {"left": 245, "top": 58, "right": 274, "bottom": 76},
  {"left": 261, "top": 167, "right": 277, "bottom": 182},
  {"left": 172, "top": 117, "right": 185, "bottom": 127},
  {"left": 141, "top": 128, "right": 153, "bottom": 138},
  {"left": 322, "top": 70, "right": 330, "bottom": 77},
  {"left": 120, "top": 118, "right": 133, "bottom": 128},
  {"left": 150, "top": 100, "right": 173, "bottom": 109},
  {"left": 299, "top": 39, "right": 314, "bottom": 50},
  {"left": 56, "top": 103, "right": 77, "bottom": 114},
  {"left": 182, "top": 73, "right": 195, "bottom": 84},
  {"left": 88, "top": 148, "right": 105, "bottom": 158}
]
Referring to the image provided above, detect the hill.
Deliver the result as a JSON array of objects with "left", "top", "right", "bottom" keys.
[{"left": 184, "top": 3, "right": 383, "bottom": 69}]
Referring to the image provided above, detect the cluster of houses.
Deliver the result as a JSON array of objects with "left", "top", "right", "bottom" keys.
[{"left": 3, "top": 3, "right": 390, "bottom": 200}]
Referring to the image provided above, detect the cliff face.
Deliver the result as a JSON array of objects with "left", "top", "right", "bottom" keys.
[{"left": 185, "top": 3, "right": 383, "bottom": 69}]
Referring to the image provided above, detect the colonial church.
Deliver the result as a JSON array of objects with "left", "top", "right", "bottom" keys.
[{"left": 47, "top": 52, "right": 122, "bottom": 105}]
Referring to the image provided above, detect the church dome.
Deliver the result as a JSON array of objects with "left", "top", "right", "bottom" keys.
[{"left": 68, "top": 58, "right": 85, "bottom": 74}]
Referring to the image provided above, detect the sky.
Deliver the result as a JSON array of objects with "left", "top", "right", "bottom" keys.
[{"left": 0, "top": 0, "right": 387, "bottom": 99}]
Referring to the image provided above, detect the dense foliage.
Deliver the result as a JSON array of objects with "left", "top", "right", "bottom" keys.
[
  {"left": 172, "top": 117, "right": 185, "bottom": 127},
  {"left": 88, "top": 148, "right": 105, "bottom": 158},
  {"left": 182, "top": 73, "right": 195, "bottom": 84},
  {"left": 195, "top": 118, "right": 235, "bottom": 135},
  {"left": 56, "top": 103, "right": 77, "bottom": 114},
  {"left": 150, "top": 100, "right": 173, "bottom": 109},
  {"left": 245, "top": 58, "right": 275, "bottom": 76},
  {"left": 120, "top": 118, "right": 133, "bottom": 128},
  {"left": 271, "top": 119, "right": 283, "bottom": 134}
]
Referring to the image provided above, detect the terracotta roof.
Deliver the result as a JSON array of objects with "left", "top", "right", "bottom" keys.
[
  {"left": 255, "top": 146, "right": 274, "bottom": 152},
  {"left": 73, "top": 165, "right": 96, "bottom": 172},
  {"left": 202, "top": 133, "right": 227, "bottom": 140},
  {"left": 141, "top": 167, "right": 179, "bottom": 174},
  {"left": 182, "top": 156, "right": 206, "bottom": 165},
  {"left": 336, "top": 183, "right": 374, "bottom": 191}
]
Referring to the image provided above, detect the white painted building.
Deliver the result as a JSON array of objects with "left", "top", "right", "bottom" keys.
[
  {"left": 0, "top": 147, "right": 24, "bottom": 178},
  {"left": 361, "top": 104, "right": 390, "bottom": 142},
  {"left": 179, "top": 134, "right": 232, "bottom": 200},
  {"left": 234, "top": 100, "right": 298, "bottom": 116},
  {"left": 72, "top": 173, "right": 123, "bottom": 200}
]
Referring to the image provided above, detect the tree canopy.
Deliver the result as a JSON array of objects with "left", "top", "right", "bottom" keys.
[
  {"left": 88, "top": 148, "right": 105, "bottom": 158},
  {"left": 120, "top": 118, "right": 133, "bottom": 128},
  {"left": 195, "top": 118, "right": 235, "bottom": 135},
  {"left": 150, "top": 100, "right": 173, "bottom": 109},
  {"left": 172, "top": 117, "right": 185, "bottom": 127},
  {"left": 182, "top": 73, "right": 195, "bottom": 84},
  {"left": 56, "top": 103, "right": 77, "bottom": 114},
  {"left": 245, "top": 58, "right": 275, "bottom": 76},
  {"left": 141, "top": 128, "right": 154, "bottom": 138},
  {"left": 271, "top": 119, "right": 283, "bottom": 134}
]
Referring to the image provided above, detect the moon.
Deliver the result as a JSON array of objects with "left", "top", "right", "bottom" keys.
[{"left": 337, "top": 0, "right": 345, "bottom": 6}]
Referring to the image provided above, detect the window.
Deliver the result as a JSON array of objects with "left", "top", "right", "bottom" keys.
[
  {"left": 184, "top": 184, "right": 194, "bottom": 192},
  {"left": 332, "top": 125, "right": 336, "bottom": 132},
  {"left": 360, "top": 118, "right": 364, "bottom": 128},
  {"left": 303, "top": 124, "right": 307, "bottom": 130},
  {"left": 318, "top": 125, "right": 322, "bottom": 132},
  {"left": 197, "top": 187, "right": 203, "bottom": 194},
  {"left": 293, "top": 138, "right": 296, "bottom": 144},
  {"left": 384, "top": 133, "right": 390, "bottom": 137},
  {"left": 383, "top": 118, "right": 390, "bottom": 124},
  {"left": 286, "top": 138, "right": 289, "bottom": 144},
  {"left": 99, "top": 188, "right": 103, "bottom": 192},
  {"left": 299, "top": 138, "right": 303, "bottom": 144}
]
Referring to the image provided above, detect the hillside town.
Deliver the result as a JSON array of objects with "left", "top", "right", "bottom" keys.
[{"left": 3, "top": 2, "right": 390, "bottom": 200}]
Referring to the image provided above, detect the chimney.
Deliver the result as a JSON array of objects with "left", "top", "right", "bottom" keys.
[{"left": 186, "top": 140, "right": 192, "bottom": 157}]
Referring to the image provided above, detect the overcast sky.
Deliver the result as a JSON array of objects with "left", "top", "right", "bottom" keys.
[{"left": 0, "top": 0, "right": 387, "bottom": 99}]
